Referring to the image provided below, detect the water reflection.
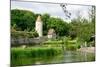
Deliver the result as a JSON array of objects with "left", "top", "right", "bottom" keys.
[
  {"left": 32, "top": 51, "right": 95, "bottom": 65},
  {"left": 13, "top": 51, "right": 95, "bottom": 66}
]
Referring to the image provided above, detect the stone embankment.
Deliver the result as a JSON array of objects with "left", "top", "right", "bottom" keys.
[{"left": 77, "top": 47, "right": 95, "bottom": 53}]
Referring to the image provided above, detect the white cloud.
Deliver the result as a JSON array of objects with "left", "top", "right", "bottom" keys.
[{"left": 11, "top": 1, "right": 92, "bottom": 21}]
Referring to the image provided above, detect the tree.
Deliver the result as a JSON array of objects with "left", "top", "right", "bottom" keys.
[
  {"left": 41, "top": 13, "right": 50, "bottom": 35},
  {"left": 70, "top": 17, "right": 95, "bottom": 44},
  {"left": 88, "top": 6, "right": 95, "bottom": 23},
  {"left": 47, "top": 17, "right": 69, "bottom": 36},
  {"left": 11, "top": 9, "right": 70, "bottom": 36},
  {"left": 11, "top": 9, "right": 36, "bottom": 31}
]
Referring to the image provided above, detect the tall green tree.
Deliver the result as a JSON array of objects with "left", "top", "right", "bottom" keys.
[
  {"left": 11, "top": 9, "right": 36, "bottom": 31},
  {"left": 47, "top": 17, "right": 69, "bottom": 36},
  {"left": 42, "top": 13, "right": 50, "bottom": 35}
]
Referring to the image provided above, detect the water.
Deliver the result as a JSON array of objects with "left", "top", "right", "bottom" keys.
[
  {"left": 62, "top": 51, "right": 95, "bottom": 63},
  {"left": 32, "top": 51, "right": 95, "bottom": 65},
  {"left": 12, "top": 51, "right": 95, "bottom": 66}
]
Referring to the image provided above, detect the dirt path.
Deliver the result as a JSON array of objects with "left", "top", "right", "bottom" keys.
[{"left": 77, "top": 47, "right": 95, "bottom": 53}]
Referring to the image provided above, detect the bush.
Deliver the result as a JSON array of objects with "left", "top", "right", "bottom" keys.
[
  {"left": 62, "top": 37, "right": 77, "bottom": 51},
  {"left": 11, "top": 31, "right": 38, "bottom": 38},
  {"left": 77, "top": 45, "right": 81, "bottom": 49},
  {"left": 66, "top": 45, "right": 77, "bottom": 51},
  {"left": 63, "top": 37, "right": 69, "bottom": 46}
]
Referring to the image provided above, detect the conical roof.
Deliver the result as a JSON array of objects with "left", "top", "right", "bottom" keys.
[{"left": 36, "top": 15, "right": 42, "bottom": 22}]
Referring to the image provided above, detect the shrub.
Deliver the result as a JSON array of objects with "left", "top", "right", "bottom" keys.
[
  {"left": 11, "top": 31, "right": 38, "bottom": 38},
  {"left": 63, "top": 37, "right": 69, "bottom": 46},
  {"left": 77, "top": 45, "right": 81, "bottom": 49},
  {"left": 66, "top": 45, "right": 77, "bottom": 51}
]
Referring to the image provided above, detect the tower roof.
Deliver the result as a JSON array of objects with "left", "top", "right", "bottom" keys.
[{"left": 36, "top": 15, "right": 42, "bottom": 22}]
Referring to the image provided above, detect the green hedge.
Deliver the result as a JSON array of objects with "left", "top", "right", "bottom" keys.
[
  {"left": 11, "top": 31, "right": 38, "bottom": 38},
  {"left": 43, "top": 40, "right": 63, "bottom": 44}
]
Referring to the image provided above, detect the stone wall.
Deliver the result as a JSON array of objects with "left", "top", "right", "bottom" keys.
[{"left": 11, "top": 36, "right": 48, "bottom": 46}]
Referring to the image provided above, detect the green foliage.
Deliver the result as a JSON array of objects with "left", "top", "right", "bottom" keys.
[
  {"left": 11, "top": 47, "right": 63, "bottom": 66},
  {"left": 77, "top": 45, "right": 81, "bottom": 49},
  {"left": 42, "top": 13, "right": 50, "bottom": 35},
  {"left": 63, "top": 37, "right": 69, "bottom": 46},
  {"left": 11, "top": 9, "right": 70, "bottom": 36},
  {"left": 66, "top": 45, "right": 77, "bottom": 51},
  {"left": 43, "top": 40, "right": 63, "bottom": 44},
  {"left": 42, "top": 40, "right": 64, "bottom": 48},
  {"left": 11, "top": 47, "right": 62, "bottom": 58},
  {"left": 11, "top": 9, "right": 36, "bottom": 31},
  {"left": 11, "top": 9, "right": 95, "bottom": 47},
  {"left": 11, "top": 31, "right": 38, "bottom": 38},
  {"left": 47, "top": 17, "right": 69, "bottom": 36},
  {"left": 63, "top": 37, "right": 77, "bottom": 51},
  {"left": 70, "top": 18, "right": 95, "bottom": 42},
  {"left": 89, "top": 6, "right": 95, "bottom": 23}
]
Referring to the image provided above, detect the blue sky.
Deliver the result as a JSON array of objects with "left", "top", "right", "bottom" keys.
[{"left": 11, "top": 0, "right": 92, "bottom": 22}]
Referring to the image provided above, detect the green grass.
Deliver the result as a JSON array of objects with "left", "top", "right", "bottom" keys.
[
  {"left": 63, "top": 37, "right": 78, "bottom": 51},
  {"left": 68, "top": 40, "right": 77, "bottom": 44},
  {"left": 43, "top": 40, "right": 63, "bottom": 44},
  {"left": 11, "top": 47, "right": 63, "bottom": 66},
  {"left": 11, "top": 38, "right": 81, "bottom": 66},
  {"left": 43, "top": 38, "right": 78, "bottom": 51}
]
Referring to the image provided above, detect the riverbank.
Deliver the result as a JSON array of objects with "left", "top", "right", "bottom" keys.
[{"left": 77, "top": 47, "right": 95, "bottom": 53}]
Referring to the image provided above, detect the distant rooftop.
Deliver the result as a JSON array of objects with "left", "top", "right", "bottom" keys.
[{"left": 48, "top": 28, "right": 55, "bottom": 35}]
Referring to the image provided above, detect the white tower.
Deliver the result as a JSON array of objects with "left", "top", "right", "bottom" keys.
[{"left": 35, "top": 15, "right": 43, "bottom": 37}]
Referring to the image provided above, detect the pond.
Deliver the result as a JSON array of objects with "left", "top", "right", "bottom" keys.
[
  {"left": 13, "top": 51, "right": 95, "bottom": 66},
  {"left": 62, "top": 51, "right": 95, "bottom": 63},
  {"left": 33, "top": 51, "right": 95, "bottom": 65}
]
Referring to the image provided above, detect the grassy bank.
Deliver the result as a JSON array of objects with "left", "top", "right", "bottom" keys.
[{"left": 11, "top": 47, "right": 63, "bottom": 66}]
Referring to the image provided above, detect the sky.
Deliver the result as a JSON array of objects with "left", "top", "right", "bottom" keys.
[{"left": 11, "top": 0, "right": 93, "bottom": 22}]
